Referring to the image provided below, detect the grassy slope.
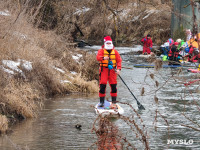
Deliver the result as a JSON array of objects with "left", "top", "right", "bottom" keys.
[{"left": 0, "top": 1, "right": 99, "bottom": 133}]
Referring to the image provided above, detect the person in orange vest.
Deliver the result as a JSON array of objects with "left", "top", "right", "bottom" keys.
[{"left": 96, "top": 36, "right": 122, "bottom": 108}]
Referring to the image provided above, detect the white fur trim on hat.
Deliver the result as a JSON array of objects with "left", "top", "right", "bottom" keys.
[
  {"left": 176, "top": 39, "right": 181, "bottom": 43},
  {"left": 104, "top": 41, "right": 113, "bottom": 50}
]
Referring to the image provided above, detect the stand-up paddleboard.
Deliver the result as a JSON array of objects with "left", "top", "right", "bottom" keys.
[
  {"left": 95, "top": 100, "right": 124, "bottom": 116},
  {"left": 134, "top": 64, "right": 195, "bottom": 68},
  {"left": 187, "top": 68, "right": 200, "bottom": 73}
]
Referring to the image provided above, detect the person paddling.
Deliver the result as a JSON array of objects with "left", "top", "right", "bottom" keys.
[
  {"left": 168, "top": 42, "right": 181, "bottom": 65},
  {"left": 96, "top": 36, "right": 122, "bottom": 109},
  {"left": 141, "top": 34, "right": 153, "bottom": 55},
  {"left": 184, "top": 48, "right": 200, "bottom": 63}
]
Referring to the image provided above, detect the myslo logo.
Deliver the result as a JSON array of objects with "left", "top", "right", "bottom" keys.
[{"left": 167, "top": 139, "right": 194, "bottom": 145}]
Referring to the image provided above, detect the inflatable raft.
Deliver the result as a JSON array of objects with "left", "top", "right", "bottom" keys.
[{"left": 187, "top": 68, "right": 200, "bottom": 73}]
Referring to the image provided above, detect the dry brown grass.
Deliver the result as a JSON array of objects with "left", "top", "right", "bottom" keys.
[
  {"left": 0, "top": 115, "right": 8, "bottom": 134},
  {"left": 3, "top": 79, "right": 39, "bottom": 118},
  {"left": 72, "top": 75, "right": 99, "bottom": 93},
  {"left": 0, "top": 0, "right": 99, "bottom": 133},
  {"left": 52, "top": 0, "right": 171, "bottom": 45},
  {"left": 81, "top": 53, "right": 99, "bottom": 81}
]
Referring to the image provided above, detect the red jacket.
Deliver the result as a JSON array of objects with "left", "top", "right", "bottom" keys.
[
  {"left": 190, "top": 54, "right": 200, "bottom": 63},
  {"left": 189, "top": 46, "right": 194, "bottom": 54},
  {"left": 141, "top": 36, "right": 153, "bottom": 48},
  {"left": 185, "top": 46, "right": 195, "bottom": 62},
  {"left": 141, "top": 36, "right": 153, "bottom": 54},
  {"left": 96, "top": 49, "right": 122, "bottom": 70}
]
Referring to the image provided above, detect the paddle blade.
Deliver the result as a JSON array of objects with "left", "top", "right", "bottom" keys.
[{"left": 138, "top": 102, "right": 145, "bottom": 110}]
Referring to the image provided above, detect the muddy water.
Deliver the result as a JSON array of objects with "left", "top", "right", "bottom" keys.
[{"left": 0, "top": 46, "right": 200, "bottom": 150}]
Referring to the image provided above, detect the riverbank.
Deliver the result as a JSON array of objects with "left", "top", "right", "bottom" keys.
[
  {"left": 0, "top": 0, "right": 172, "bottom": 133},
  {"left": 0, "top": 5, "right": 99, "bottom": 133}
]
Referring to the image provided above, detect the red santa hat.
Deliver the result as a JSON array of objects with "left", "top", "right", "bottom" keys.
[{"left": 104, "top": 36, "right": 114, "bottom": 50}]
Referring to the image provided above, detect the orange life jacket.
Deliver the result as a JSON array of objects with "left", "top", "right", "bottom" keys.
[{"left": 99, "top": 49, "right": 116, "bottom": 67}]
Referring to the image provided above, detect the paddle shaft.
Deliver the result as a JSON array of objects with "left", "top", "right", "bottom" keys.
[
  {"left": 117, "top": 74, "right": 145, "bottom": 110},
  {"left": 121, "top": 66, "right": 133, "bottom": 70},
  {"left": 118, "top": 74, "right": 138, "bottom": 101}
]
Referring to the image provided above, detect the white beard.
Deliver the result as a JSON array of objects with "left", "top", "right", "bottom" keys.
[{"left": 104, "top": 43, "right": 114, "bottom": 50}]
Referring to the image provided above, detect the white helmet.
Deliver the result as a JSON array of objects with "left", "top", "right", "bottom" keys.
[
  {"left": 176, "top": 39, "right": 181, "bottom": 43},
  {"left": 164, "top": 42, "right": 169, "bottom": 47}
]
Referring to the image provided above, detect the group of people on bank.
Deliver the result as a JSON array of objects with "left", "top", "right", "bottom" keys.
[
  {"left": 140, "top": 29, "right": 200, "bottom": 64},
  {"left": 160, "top": 29, "right": 200, "bottom": 64}
]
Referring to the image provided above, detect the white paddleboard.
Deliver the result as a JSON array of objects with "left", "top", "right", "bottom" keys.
[{"left": 95, "top": 100, "right": 124, "bottom": 117}]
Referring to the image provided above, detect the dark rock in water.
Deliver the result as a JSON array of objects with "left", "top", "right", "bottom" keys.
[
  {"left": 75, "top": 124, "right": 82, "bottom": 130},
  {"left": 78, "top": 41, "right": 86, "bottom": 47},
  {"left": 76, "top": 40, "right": 92, "bottom": 47},
  {"left": 17, "top": 114, "right": 26, "bottom": 121}
]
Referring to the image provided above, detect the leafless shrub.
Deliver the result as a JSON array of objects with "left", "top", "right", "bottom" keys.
[
  {"left": 141, "top": 87, "right": 145, "bottom": 96},
  {"left": 91, "top": 102, "right": 150, "bottom": 150},
  {"left": 154, "top": 59, "right": 163, "bottom": 70}
]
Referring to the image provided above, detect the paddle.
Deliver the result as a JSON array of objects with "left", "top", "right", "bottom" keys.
[
  {"left": 117, "top": 73, "right": 145, "bottom": 110},
  {"left": 121, "top": 66, "right": 134, "bottom": 70}
]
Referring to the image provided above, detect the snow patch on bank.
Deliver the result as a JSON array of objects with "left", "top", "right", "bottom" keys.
[
  {"left": 74, "top": 7, "right": 90, "bottom": 15},
  {"left": 0, "top": 66, "right": 14, "bottom": 74},
  {"left": 21, "top": 60, "right": 32, "bottom": 71},
  {"left": 72, "top": 54, "right": 83, "bottom": 63},
  {"left": 0, "top": 59, "right": 32, "bottom": 77},
  {"left": 60, "top": 80, "right": 71, "bottom": 84},
  {"left": 0, "top": 10, "right": 10, "bottom": 16},
  {"left": 13, "top": 31, "right": 28, "bottom": 40},
  {"left": 2, "top": 60, "right": 22, "bottom": 73},
  {"left": 70, "top": 71, "right": 77, "bottom": 75},
  {"left": 143, "top": 10, "right": 160, "bottom": 19},
  {"left": 53, "top": 66, "right": 65, "bottom": 74}
]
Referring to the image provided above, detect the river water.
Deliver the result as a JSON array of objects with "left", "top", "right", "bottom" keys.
[{"left": 0, "top": 46, "right": 200, "bottom": 150}]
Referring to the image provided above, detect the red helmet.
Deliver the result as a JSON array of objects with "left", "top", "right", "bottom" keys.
[{"left": 174, "top": 42, "right": 178, "bottom": 46}]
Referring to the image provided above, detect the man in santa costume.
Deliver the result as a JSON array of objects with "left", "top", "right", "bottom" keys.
[{"left": 96, "top": 36, "right": 122, "bottom": 108}]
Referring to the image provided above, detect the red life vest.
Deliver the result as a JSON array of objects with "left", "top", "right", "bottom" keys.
[{"left": 168, "top": 50, "right": 172, "bottom": 57}]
